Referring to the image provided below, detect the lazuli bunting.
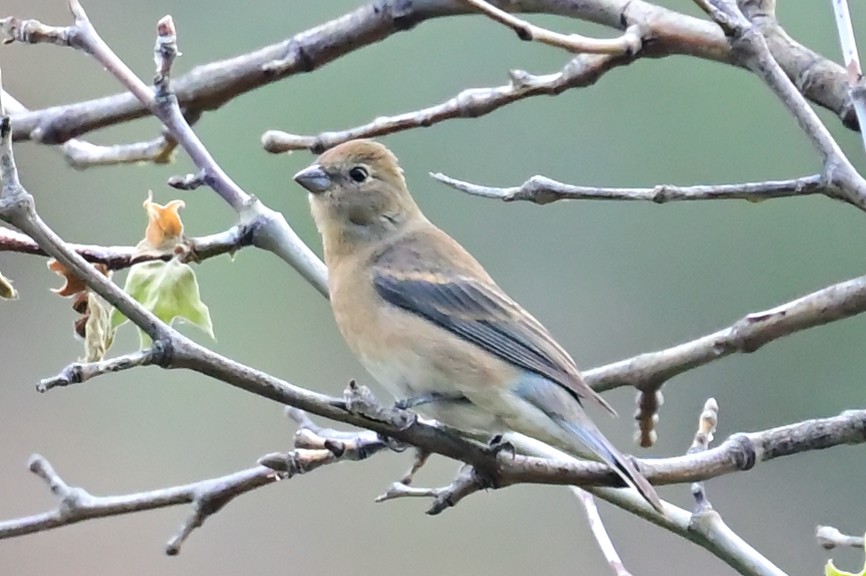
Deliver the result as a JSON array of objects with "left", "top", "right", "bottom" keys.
[{"left": 293, "top": 139, "right": 662, "bottom": 512}]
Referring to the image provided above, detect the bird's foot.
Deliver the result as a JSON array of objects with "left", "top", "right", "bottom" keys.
[
  {"left": 341, "top": 380, "right": 416, "bottom": 431},
  {"left": 484, "top": 434, "right": 516, "bottom": 459},
  {"left": 342, "top": 379, "right": 382, "bottom": 416}
]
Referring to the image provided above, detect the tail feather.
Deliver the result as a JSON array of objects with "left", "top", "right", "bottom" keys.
[
  {"left": 509, "top": 374, "right": 664, "bottom": 513},
  {"left": 561, "top": 420, "right": 664, "bottom": 514}
]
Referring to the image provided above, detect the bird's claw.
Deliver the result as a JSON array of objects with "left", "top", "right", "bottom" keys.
[
  {"left": 485, "top": 434, "right": 516, "bottom": 459},
  {"left": 376, "top": 432, "right": 411, "bottom": 453}
]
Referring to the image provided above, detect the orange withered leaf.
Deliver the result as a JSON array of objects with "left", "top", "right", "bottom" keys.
[
  {"left": 47, "top": 259, "right": 108, "bottom": 297},
  {"left": 143, "top": 191, "right": 185, "bottom": 251}
]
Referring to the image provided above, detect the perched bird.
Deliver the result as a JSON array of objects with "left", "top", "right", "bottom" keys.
[{"left": 294, "top": 139, "right": 662, "bottom": 512}]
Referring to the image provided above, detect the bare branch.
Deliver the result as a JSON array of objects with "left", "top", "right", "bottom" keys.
[
  {"left": 38, "top": 347, "right": 159, "bottom": 392},
  {"left": 259, "top": 407, "right": 391, "bottom": 474},
  {"left": 0, "top": 224, "right": 253, "bottom": 270},
  {"left": 571, "top": 488, "right": 633, "bottom": 576},
  {"left": 262, "top": 56, "right": 625, "bottom": 153},
  {"left": 431, "top": 172, "right": 827, "bottom": 205},
  {"left": 0, "top": 409, "right": 387, "bottom": 553},
  {"left": 2, "top": 1, "right": 857, "bottom": 151},
  {"left": 2, "top": 366, "right": 865, "bottom": 572},
  {"left": 0, "top": 6, "right": 863, "bottom": 573},
  {"left": 584, "top": 272, "right": 866, "bottom": 395},
  {"left": 698, "top": 0, "right": 866, "bottom": 209},
  {"left": 831, "top": 0, "right": 866, "bottom": 154},
  {"left": 0, "top": 88, "right": 179, "bottom": 168},
  {"left": 675, "top": 397, "right": 780, "bottom": 576},
  {"left": 516, "top": 434, "right": 787, "bottom": 576},
  {"left": 1, "top": 3, "right": 327, "bottom": 295},
  {"left": 459, "top": 0, "right": 641, "bottom": 55},
  {"left": 370, "top": 407, "right": 866, "bottom": 512},
  {"left": 0, "top": 454, "right": 280, "bottom": 554},
  {"left": 500, "top": 409, "right": 866, "bottom": 490},
  {"left": 436, "top": 166, "right": 866, "bottom": 447},
  {"left": 63, "top": 135, "right": 179, "bottom": 168},
  {"left": 375, "top": 465, "right": 484, "bottom": 514}
]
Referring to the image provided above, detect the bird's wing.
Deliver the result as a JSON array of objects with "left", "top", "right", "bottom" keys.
[{"left": 372, "top": 267, "right": 615, "bottom": 415}]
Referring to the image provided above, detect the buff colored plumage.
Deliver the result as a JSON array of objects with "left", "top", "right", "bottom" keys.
[{"left": 293, "top": 139, "right": 663, "bottom": 513}]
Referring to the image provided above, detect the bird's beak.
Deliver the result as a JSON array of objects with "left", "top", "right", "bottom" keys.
[{"left": 293, "top": 164, "right": 332, "bottom": 194}]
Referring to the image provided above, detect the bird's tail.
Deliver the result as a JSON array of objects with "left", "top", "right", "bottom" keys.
[{"left": 559, "top": 419, "right": 664, "bottom": 514}]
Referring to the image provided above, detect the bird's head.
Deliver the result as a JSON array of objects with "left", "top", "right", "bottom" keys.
[{"left": 294, "top": 139, "right": 422, "bottom": 252}]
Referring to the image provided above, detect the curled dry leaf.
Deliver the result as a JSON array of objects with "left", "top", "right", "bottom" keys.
[
  {"left": 47, "top": 258, "right": 88, "bottom": 297},
  {"left": 0, "top": 268, "right": 17, "bottom": 300},
  {"left": 46, "top": 259, "right": 114, "bottom": 360}
]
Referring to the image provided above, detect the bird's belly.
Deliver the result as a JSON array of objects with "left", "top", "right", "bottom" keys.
[{"left": 358, "top": 351, "right": 505, "bottom": 433}]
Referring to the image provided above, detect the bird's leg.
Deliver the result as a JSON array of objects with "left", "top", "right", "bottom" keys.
[{"left": 393, "top": 391, "right": 469, "bottom": 410}]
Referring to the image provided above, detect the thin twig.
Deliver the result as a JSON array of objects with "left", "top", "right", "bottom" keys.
[
  {"left": 363, "top": 407, "right": 866, "bottom": 509},
  {"left": 584, "top": 270, "right": 866, "bottom": 394},
  {"left": 459, "top": 0, "right": 641, "bottom": 54},
  {"left": 696, "top": 0, "right": 866, "bottom": 210},
  {"left": 816, "top": 525, "right": 865, "bottom": 550},
  {"left": 375, "top": 465, "right": 483, "bottom": 514},
  {"left": 0, "top": 454, "right": 280, "bottom": 554},
  {"left": 0, "top": 410, "right": 388, "bottom": 553},
  {"left": 38, "top": 347, "right": 159, "bottom": 392},
  {"left": 514, "top": 435, "right": 787, "bottom": 576},
  {"left": 432, "top": 172, "right": 827, "bottom": 205},
  {"left": 572, "top": 488, "right": 633, "bottom": 576},
  {"left": 62, "top": 134, "right": 179, "bottom": 168},
  {"left": 0, "top": 224, "right": 253, "bottom": 270},
  {"left": 2, "top": 372, "right": 865, "bottom": 571},
  {"left": 259, "top": 407, "right": 391, "bottom": 473},
  {"left": 500, "top": 409, "right": 866, "bottom": 490},
  {"left": 262, "top": 56, "right": 624, "bottom": 153},
  {"left": 3, "top": 1, "right": 858, "bottom": 147},
  {"left": 0, "top": 88, "right": 178, "bottom": 168},
  {"left": 831, "top": 0, "right": 866, "bottom": 154},
  {"left": 688, "top": 398, "right": 719, "bottom": 513},
  {"left": 2, "top": 1, "right": 327, "bottom": 295}
]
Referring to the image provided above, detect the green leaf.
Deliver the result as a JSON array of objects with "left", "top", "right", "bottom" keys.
[
  {"left": 826, "top": 535, "right": 866, "bottom": 576},
  {"left": 115, "top": 260, "right": 214, "bottom": 347},
  {"left": 826, "top": 560, "right": 863, "bottom": 576},
  {"left": 0, "top": 269, "right": 18, "bottom": 300}
]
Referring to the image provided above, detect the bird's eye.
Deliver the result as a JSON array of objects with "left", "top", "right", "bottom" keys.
[{"left": 349, "top": 166, "right": 369, "bottom": 183}]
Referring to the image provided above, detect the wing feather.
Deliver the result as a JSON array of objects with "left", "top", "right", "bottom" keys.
[{"left": 373, "top": 268, "right": 614, "bottom": 414}]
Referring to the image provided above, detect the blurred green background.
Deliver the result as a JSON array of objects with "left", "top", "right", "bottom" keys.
[{"left": 2, "top": 1, "right": 866, "bottom": 574}]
